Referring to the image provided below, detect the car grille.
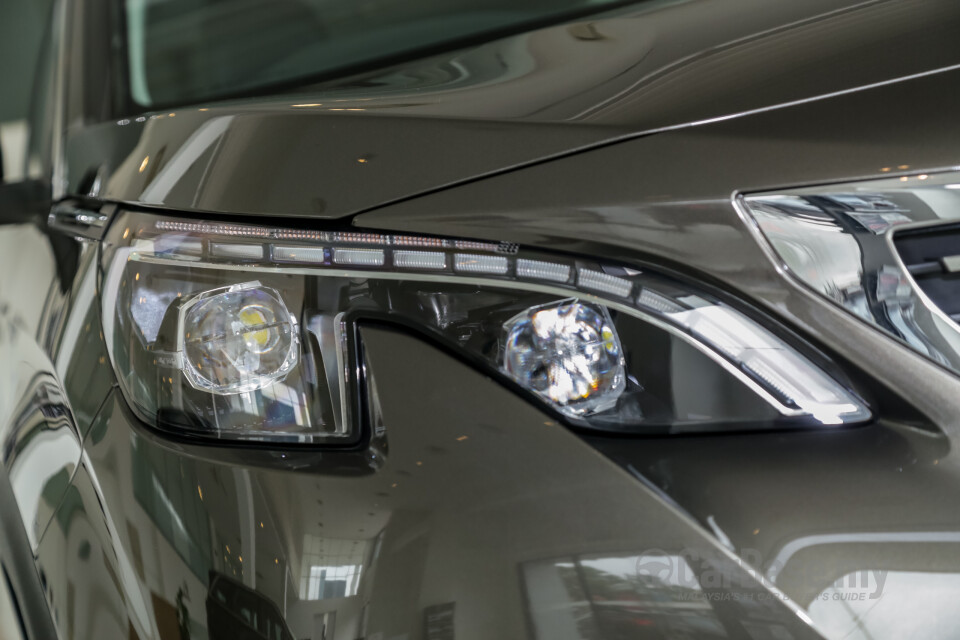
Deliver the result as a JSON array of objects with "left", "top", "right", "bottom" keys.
[{"left": 894, "top": 223, "right": 960, "bottom": 323}]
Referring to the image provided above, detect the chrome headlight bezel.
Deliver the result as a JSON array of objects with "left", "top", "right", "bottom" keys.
[{"left": 738, "top": 169, "right": 960, "bottom": 380}]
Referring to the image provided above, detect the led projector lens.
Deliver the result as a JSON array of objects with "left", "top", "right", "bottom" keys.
[
  {"left": 503, "top": 300, "right": 625, "bottom": 417},
  {"left": 178, "top": 282, "right": 299, "bottom": 394}
]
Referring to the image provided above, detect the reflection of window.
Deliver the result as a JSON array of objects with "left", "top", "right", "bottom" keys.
[
  {"left": 209, "top": 572, "right": 293, "bottom": 640},
  {"left": 307, "top": 564, "right": 362, "bottom": 600},
  {"left": 131, "top": 440, "right": 211, "bottom": 582},
  {"left": 809, "top": 570, "right": 960, "bottom": 640},
  {"left": 522, "top": 554, "right": 725, "bottom": 640},
  {"left": 299, "top": 536, "right": 367, "bottom": 600}
]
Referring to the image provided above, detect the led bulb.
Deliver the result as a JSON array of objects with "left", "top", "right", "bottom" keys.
[
  {"left": 178, "top": 282, "right": 299, "bottom": 394},
  {"left": 502, "top": 300, "right": 625, "bottom": 417}
]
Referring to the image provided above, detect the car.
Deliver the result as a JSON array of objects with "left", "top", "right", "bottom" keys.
[{"left": 2, "top": 0, "right": 960, "bottom": 638}]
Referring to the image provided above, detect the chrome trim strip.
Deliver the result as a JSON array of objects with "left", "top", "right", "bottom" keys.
[
  {"left": 738, "top": 172, "right": 960, "bottom": 379},
  {"left": 48, "top": 202, "right": 111, "bottom": 240}
]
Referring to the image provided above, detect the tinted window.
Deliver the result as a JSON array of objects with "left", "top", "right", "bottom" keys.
[
  {"left": 1, "top": 0, "right": 54, "bottom": 180},
  {"left": 123, "top": 0, "right": 634, "bottom": 107}
]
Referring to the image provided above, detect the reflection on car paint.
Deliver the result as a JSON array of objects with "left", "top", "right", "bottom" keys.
[{"left": 33, "top": 327, "right": 829, "bottom": 640}]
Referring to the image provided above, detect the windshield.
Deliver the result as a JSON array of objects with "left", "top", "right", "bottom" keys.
[{"left": 124, "top": 0, "right": 634, "bottom": 108}]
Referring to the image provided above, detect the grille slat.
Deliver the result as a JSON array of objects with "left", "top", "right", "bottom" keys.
[{"left": 894, "top": 224, "right": 960, "bottom": 319}]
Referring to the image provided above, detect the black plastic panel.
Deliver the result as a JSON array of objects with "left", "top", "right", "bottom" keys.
[{"left": 895, "top": 223, "right": 960, "bottom": 320}]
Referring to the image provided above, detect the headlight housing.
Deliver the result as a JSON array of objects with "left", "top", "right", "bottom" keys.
[{"left": 99, "top": 211, "right": 870, "bottom": 445}]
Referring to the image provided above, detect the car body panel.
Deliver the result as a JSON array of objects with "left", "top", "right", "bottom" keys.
[
  {"left": 0, "top": 225, "right": 83, "bottom": 552},
  {"left": 63, "top": 0, "right": 960, "bottom": 219},
  {"left": 3, "top": 0, "right": 960, "bottom": 638},
  {"left": 356, "top": 64, "right": 960, "bottom": 434},
  {"left": 0, "top": 455, "right": 58, "bottom": 640},
  {"left": 36, "top": 330, "right": 825, "bottom": 640},
  {"left": 0, "top": 223, "right": 113, "bottom": 552},
  {"left": 349, "top": 63, "right": 960, "bottom": 637}
]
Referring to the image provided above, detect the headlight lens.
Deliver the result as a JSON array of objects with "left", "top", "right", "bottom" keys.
[
  {"left": 178, "top": 282, "right": 300, "bottom": 394},
  {"left": 100, "top": 211, "right": 870, "bottom": 444},
  {"left": 503, "top": 300, "right": 625, "bottom": 416}
]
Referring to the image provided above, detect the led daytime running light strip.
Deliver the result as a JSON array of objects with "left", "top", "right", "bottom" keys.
[
  {"left": 154, "top": 220, "right": 519, "bottom": 254},
  {"left": 138, "top": 219, "right": 868, "bottom": 424}
]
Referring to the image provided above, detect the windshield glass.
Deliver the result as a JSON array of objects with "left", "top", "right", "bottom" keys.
[{"left": 124, "top": 0, "right": 634, "bottom": 108}]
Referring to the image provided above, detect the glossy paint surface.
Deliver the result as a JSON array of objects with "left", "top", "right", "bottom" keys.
[
  {"left": 37, "top": 330, "right": 824, "bottom": 640},
  {"left": 63, "top": 0, "right": 960, "bottom": 218},
  {"left": 0, "top": 228, "right": 82, "bottom": 550},
  {"left": 586, "top": 423, "right": 960, "bottom": 638},
  {"left": 354, "top": 65, "right": 960, "bottom": 433},
  {"left": 2, "top": 0, "right": 960, "bottom": 638},
  {"left": 353, "top": 61, "right": 960, "bottom": 640}
]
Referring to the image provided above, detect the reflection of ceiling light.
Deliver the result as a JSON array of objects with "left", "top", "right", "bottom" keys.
[
  {"left": 945, "top": 184, "right": 960, "bottom": 189},
  {"left": 503, "top": 301, "right": 625, "bottom": 415},
  {"left": 178, "top": 283, "right": 299, "bottom": 394}
]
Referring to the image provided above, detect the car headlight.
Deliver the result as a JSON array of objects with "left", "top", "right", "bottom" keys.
[
  {"left": 740, "top": 170, "right": 960, "bottom": 377},
  {"left": 99, "top": 211, "right": 870, "bottom": 445}
]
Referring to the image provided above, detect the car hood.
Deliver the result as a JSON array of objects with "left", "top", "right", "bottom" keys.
[{"left": 69, "top": 0, "right": 960, "bottom": 219}]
